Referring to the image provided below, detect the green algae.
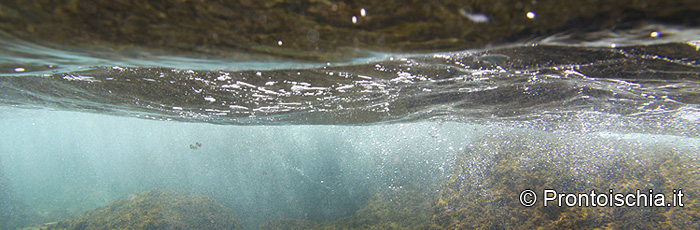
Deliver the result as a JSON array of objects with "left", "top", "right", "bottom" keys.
[
  {"left": 43, "top": 188, "right": 241, "bottom": 230},
  {"left": 1, "top": 0, "right": 699, "bottom": 61}
]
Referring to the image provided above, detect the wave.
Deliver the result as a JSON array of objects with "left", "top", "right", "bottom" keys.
[{"left": 0, "top": 25, "right": 699, "bottom": 137}]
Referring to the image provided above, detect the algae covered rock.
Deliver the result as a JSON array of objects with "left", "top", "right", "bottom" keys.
[
  {"left": 48, "top": 188, "right": 241, "bottom": 230},
  {"left": 259, "top": 218, "right": 318, "bottom": 230},
  {"left": 261, "top": 130, "right": 699, "bottom": 229},
  {"left": 1, "top": 0, "right": 699, "bottom": 61},
  {"left": 430, "top": 130, "right": 700, "bottom": 229},
  {"left": 261, "top": 187, "right": 433, "bottom": 230},
  {"left": 323, "top": 187, "right": 433, "bottom": 230}
]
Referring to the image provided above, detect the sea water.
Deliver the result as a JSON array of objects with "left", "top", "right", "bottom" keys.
[
  {"left": 1, "top": 109, "right": 479, "bottom": 229},
  {"left": 1, "top": 22, "right": 700, "bottom": 229}
]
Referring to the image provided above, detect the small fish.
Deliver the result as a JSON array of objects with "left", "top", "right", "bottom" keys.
[{"left": 459, "top": 7, "right": 489, "bottom": 23}]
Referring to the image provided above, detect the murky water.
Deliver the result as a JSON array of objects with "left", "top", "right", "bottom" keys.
[{"left": 1, "top": 3, "right": 700, "bottom": 230}]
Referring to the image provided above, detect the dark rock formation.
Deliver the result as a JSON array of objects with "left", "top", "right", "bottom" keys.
[{"left": 1, "top": 0, "right": 698, "bottom": 61}]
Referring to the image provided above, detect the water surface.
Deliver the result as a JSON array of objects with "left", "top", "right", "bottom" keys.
[{"left": 1, "top": 6, "right": 699, "bottom": 229}]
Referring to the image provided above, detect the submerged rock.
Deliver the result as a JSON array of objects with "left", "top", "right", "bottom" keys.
[
  {"left": 0, "top": 0, "right": 698, "bottom": 61},
  {"left": 45, "top": 188, "right": 241, "bottom": 230},
  {"left": 261, "top": 186, "right": 433, "bottom": 230},
  {"left": 261, "top": 130, "right": 700, "bottom": 229},
  {"left": 430, "top": 130, "right": 700, "bottom": 229}
]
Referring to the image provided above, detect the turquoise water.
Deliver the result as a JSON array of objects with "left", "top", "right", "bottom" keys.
[
  {"left": 1, "top": 109, "right": 478, "bottom": 229},
  {"left": 1, "top": 22, "right": 700, "bottom": 229}
]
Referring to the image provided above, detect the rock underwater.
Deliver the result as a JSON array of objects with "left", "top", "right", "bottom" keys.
[
  {"left": 39, "top": 188, "right": 241, "bottom": 230},
  {"left": 431, "top": 130, "right": 700, "bottom": 229},
  {"left": 261, "top": 130, "right": 700, "bottom": 229}
]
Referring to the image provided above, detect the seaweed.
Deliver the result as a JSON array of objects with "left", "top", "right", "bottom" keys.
[{"left": 41, "top": 188, "right": 241, "bottom": 230}]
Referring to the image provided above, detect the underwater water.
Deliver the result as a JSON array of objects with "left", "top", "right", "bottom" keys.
[
  {"left": 0, "top": 109, "right": 476, "bottom": 229},
  {"left": 1, "top": 2, "right": 700, "bottom": 229}
]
